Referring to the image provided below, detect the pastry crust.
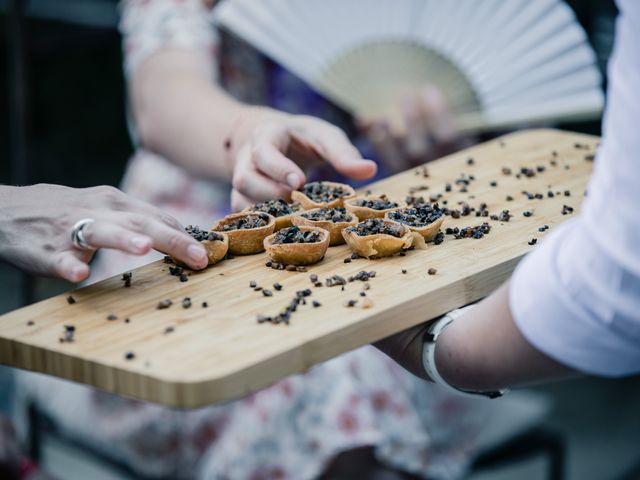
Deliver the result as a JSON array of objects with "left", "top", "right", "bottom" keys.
[
  {"left": 264, "top": 226, "right": 330, "bottom": 265},
  {"left": 385, "top": 209, "right": 445, "bottom": 242},
  {"left": 202, "top": 233, "right": 229, "bottom": 265},
  {"left": 171, "top": 230, "right": 229, "bottom": 267},
  {"left": 212, "top": 212, "right": 276, "bottom": 255},
  {"left": 345, "top": 195, "right": 405, "bottom": 220},
  {"left": 291, "top": 208, "right": 358, "bottom": 246},
  {"left": 291, "top": 181, "right": 356, "bottom": 209},
  {"left": 243, "top": 201, "right": 302, "bottom": 231},
  {"left": 342, "top": 220, "right": 414, "bottom": 258}
]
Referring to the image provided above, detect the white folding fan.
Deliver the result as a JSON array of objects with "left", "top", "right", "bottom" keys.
[{"left": 213, "top": 0, "right": 604, "bottom": 132}]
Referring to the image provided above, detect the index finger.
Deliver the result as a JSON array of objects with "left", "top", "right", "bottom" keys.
[
  {"left": 292, "top": 122, "right": 377, "bottom": 180},
  {"left": 113, "top": 213, "right": 208, "bottom": 270},
  {"left": 251, "top": 136, "right": 307, "bottom": 189}
]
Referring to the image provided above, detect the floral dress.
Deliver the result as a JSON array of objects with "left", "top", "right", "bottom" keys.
[{"left": 14, "top": 1, "right": 495, "bottom": 478}]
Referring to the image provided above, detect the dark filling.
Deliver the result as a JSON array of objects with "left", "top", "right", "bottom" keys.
[
  {"left": 352, "top": 194, "right": 398, "bottom": 210},
  {"left": 301, "top": 206, "right": 352, "bottom": 223},
  {"left": 185, "top": 225, "right": 224, "bottom": 242},
  {"left": 300, "top": 181, "right": 351, "bottom": 202},
  {"left": 252, "top": 198, "right": 300, "bottom": 217},
  {"left": 346, "top": 219, "right": 404, "bottom": 238},
  {"left": 218, "top": 213, "right": 271, "bottom": 231},
  {"left": 445, "top": 223, "right": 491, "bottom": 239},
  {"left": 271, "top": 226, "right": 323, "bottom": 244},
  {"left": 387, "top": 204, "right": 443, "bottom": 227}
]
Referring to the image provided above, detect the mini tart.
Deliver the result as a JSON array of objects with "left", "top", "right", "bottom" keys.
[
  {"left": 171, "top": 226, "right": 228, "bottom": 267},
  {"left": 345, "top": 194, "right": 405, "bottom": 220},
  {"left": 342, "top": 219, "right": 414, "bottom": 259},
  {"left": 244, "top": 199, "right": 302, "bottom": 231},
  {"left": 212, "top": 212, "right": 275, "bottom": 255},
  {"left": 263, "top": 226, "right": 330, "bottom": 266},
  {"left": 385, "top": 205, "right": 445, "bottom": 242},
  {"left": 291, "top": 207, "right": 358, "bottom": 246},
  {"left": 291, "top": 181, "right": 356, "bottom": 209}
]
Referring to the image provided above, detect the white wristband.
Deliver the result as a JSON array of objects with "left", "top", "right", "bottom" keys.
[{"left": 422, "top": 307, "right": 508, "bottom": 399}]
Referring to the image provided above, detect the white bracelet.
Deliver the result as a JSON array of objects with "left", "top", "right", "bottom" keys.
[{"left": 422, "top": 309, "right": 508, "bottom": 399}]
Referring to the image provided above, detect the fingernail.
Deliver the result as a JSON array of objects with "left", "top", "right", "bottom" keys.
[
  {"left": 71, "top": 266, "right": 86, "bottom": 282},
  {"left": 130, "top": 236, "right": 150, "bottom": 252},
  {"left": 187, "top": 244, "right": 207, "bottom": 262},
  {"left": 286, "top": 173, "right": 301, "bottom": 189}
]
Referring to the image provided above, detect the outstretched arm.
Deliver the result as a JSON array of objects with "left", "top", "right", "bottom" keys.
[{"left": 376, "top": 281, "right": 576, "bottom": 392}]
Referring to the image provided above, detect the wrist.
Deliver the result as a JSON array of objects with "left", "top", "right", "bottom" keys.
[
  {"left": 0, "top": 185, "right": 26, "bottom": 263},
  {"left": 0, "top": 184, "right": 19, "bottom": 230},
  {"left": 422, "top": 306, "right": 508, "bottom": 399}
]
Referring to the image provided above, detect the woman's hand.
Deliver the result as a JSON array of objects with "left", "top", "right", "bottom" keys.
[
  {"left": 0, "top": 184, "right": 209, "bottom": 283},
  {"left": 129, "top": 49, "right": 376, "bottom": 210},
  {"left": 228, "top": 108, "right": 377, "bottom": 211},
  {"left": 358, "top": 85, "right": 469, "bottom": 174}
]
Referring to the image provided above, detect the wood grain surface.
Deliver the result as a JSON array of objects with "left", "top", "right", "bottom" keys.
[{"left": 0, "top": 129, "right": 597, "bottom": 408}]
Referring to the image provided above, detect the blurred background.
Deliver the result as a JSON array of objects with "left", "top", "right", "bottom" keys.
[{"left": 1, "top": 1, "right": 639, "bottom": 479}]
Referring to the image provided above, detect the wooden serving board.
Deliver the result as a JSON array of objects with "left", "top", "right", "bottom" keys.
[{"left": 0, "top": 129, "right": 597, "bottom": 408}]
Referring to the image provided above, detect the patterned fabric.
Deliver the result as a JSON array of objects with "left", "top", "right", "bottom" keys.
[
  {"left": 120, "top": 0, "right": 218, "bottom": 79},
  {"left": 15, "top": 347, "right": 492, "bottom": 480},
  {"left": 15, "top": 1, "right": 495, "bottom": 479}
]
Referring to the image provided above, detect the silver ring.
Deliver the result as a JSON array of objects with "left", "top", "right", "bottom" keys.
[{"left": 71, "top": 218, "right": 97, "bottom": 251}]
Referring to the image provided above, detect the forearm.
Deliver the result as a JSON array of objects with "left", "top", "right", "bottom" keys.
[
  {"left": 130, "top": 49, "right": 274, "bottom": 181},
  {"left": 377, "top": 281, "right": 576, "bottom": 391},
  {"left": 435, "top": 281, "right": 576, "bottom": 391}
]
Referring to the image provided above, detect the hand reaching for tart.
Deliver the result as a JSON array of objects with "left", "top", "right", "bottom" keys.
[
  {"left": 0, "top": 184, "right": 209, "bottom": 283},
  {"left": 228, "top": 108, "right": 377, "bottom": 211}
]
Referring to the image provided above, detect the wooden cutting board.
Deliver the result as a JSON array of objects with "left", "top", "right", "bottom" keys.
[{"left": 0, "top": 129, "right": 597, "bottom": 408}]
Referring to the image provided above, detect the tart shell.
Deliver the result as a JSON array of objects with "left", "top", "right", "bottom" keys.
[
  {"left": 242, "top": 203, "right": 302, "bottom": 231},
  {"left": 341, "top": 220, "right": 414, "bottom": 259},
  {"left": 263, "top": 226, "right": 330, "bottom": 265},
  {"left": 242, "top": 208, "right": 293, "bottom": 231},
  {"left": 345, "top": 196, "right": 406, "bottom": 221},
  {"left": 291, "top": 181, "right": 356, "bottom": 209},
  {"left": 212, "top": 212, "right": 276, "bottom": 255},
  {"left": 171, "top": 232, "right": 229, "bottom": 267},
  {"left": 385, "top": 213, "right": 445, "bottom": 242},
  {"left": 291, "top": 209, "right": 358, "bottom": 246}
]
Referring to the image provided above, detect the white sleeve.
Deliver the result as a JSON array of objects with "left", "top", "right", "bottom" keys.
[
  {"left": 119, "top": 0, "right": 219, "bottom": 77},
  {"left": 509, "top": 0, "right": 640, "bottom": 377}
]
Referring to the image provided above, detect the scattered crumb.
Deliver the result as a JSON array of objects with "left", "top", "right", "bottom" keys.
[{"left": 157, "top": 299, "right": 173, "bottom": 310}]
